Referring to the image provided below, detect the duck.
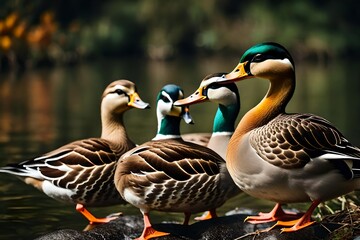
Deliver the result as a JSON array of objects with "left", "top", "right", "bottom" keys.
[
  {"left": 151, "top": 84, "right": 194, "bottom": 141},
  {"left": 114, "top": 84, "right": 239, "bottom": 239},
  {"left": 178, "top": 73, "right": 241, "bottom": 152},
  {"left": 174, "top": 73, "right": 242, "bottom": 221},
  {"left": 175, "top": 72, "right": 240, "bottom": 160},
  {"left": 210, "top": 42, "right": 360, "bottom": 232},
  {"left": 0, "top": 79, "right": 150, "bottom": 226},
  {"left": 179, "top": 74, "right": 239, "bottom": 149}
]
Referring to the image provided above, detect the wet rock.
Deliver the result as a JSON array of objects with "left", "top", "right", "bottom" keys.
[
  {"left": 35, "top": 208, "right": 360, "bottom": 240},
  {"left": 35, "top": 215, "right": 143, "bottom": 240}
]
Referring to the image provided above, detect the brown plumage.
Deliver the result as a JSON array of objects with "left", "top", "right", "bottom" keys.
[
  {"left": 0, "top": 79, "right": 150, "bottom": 225},
  {"left": 114, "top": 84, "right": 238, "bottom": 239},
  {"left": 216, "top": 42, "right": 360, "bottom": 232},
  {"left": 116, "top": 139, "right": 229, "bottom": 213}
]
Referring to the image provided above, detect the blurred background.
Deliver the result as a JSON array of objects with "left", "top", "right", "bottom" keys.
[
  {"left": 0, "top": 0, "right": 360, "bottom": 239},
  {"left": 0, "top": 0, "right": 359, "bottom": 68}
]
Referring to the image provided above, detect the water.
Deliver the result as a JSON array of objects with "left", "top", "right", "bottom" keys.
[{"left": 0, "top": 57, "right": 360, "bottom": 239}]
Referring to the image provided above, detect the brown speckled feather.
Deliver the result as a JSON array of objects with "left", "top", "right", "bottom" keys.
[
  {"left": 0, "top": 79, "right": 150, "bottom": 208},
  {"left": 9, "top": 138, "right": 134, "bottom": 206},
  {"left": 251, "top": 113, "right": 360, "bottom": 174},
  {"left": 218, "top": 43, "right": 360, "bottom": 231},
  {"left": 115, "top": 139, "right": 235, "bottom": 213}
]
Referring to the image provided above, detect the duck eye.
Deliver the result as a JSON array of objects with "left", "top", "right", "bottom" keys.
[
  {"left": 160, "top": 95, "right": 170, "bottom": 103},
  {"left": 114, "top": 89, "right": 125, "bottom": 95},
  {"left": 208, "top": 83, "right": 220, "bottom": 90},
  {"left": 202, "top": 87, "right": 208, "bottom": 96},
  {"left": 252, "top": 54, "right": 264, "bottom": 62}
]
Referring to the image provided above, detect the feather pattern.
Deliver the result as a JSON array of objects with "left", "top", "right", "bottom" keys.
[
  {"left": 0, "top": 143, "right": 128, "bottom": 207},
  {"left": 218, "top": 42, "right": 360, "bottom": 231},
  {"left": 0, "top": 80, "right": 149, "bottom": 209},
  {"left": 114, "top": 84, "right": 240, "bottom": 239},
  {"left": 116, "top": 139, "right": 233, "bottom": 213},
  {"left": 250, "top": 113, "right": 360, "bottom": 179}
]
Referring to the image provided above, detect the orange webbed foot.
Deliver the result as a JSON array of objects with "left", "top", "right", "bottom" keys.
[
  {"left": 76, "top": 203, "right": 120, "bottom": 225},
  {"left": 136, "top": 226, "right": 170, "bottom": 240},
  {"left": 245, "top": 203, "right": 302, "bottom": 224},
  {"left": 137, "top": 212, "right": 170, "bottom": 240},
  {"left": 267, "top": 200, "right": 320, "bottom": 233},
  {"left": 280, "top": 220, "right": 315, "bottom": 233},
  {"left": 194, "top": 209, "right": 217, "bottom": 221}
]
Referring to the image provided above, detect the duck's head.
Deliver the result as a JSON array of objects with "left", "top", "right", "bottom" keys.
[
  {"left": 174, "top": 73, "right": 239, "bottom": 107},
  {"left": 101, "top": 80, "right": 150, "bottom": 115},
  {"left": 220, "top": 42, "right": 295, "bottom": 83},
  {"left": 157, "top": 84, "right": 194, "bottom": 124}
]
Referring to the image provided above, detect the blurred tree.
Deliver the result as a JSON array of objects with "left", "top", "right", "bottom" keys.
[{"left": 0, "top": 0, "right": 359, "bottom": 69}]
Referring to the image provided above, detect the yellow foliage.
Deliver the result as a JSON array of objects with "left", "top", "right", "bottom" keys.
[
  {"left": 13, "top": 21, "right": 27, "bottom": 38},
  {"left": 27, "top": 11, "right": 57, "bottom": 47},
  {"left": 5, "top": 12, "right": 18, "bottom": 29},
  {"left": 1, "top": 36, "right": 12, "bottom": 50},
  {"left": 0, "top": 21, "right": 4, "bottom": 33}
]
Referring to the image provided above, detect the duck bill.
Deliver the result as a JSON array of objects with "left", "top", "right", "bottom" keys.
[
  {"left": 222, "top": 61, "right": 252, "bottom": 83},
  {"left": 182, "top": 106, "right": 194, "bottom": 124},
  {"left": 128, "top": 92, "right": 150, "bottom": 109},
  {"left": 174, "top": 87, "right": 208, "bottom": 106}
]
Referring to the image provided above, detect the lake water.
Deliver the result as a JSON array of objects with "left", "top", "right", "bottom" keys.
[{"left": 0, "top": 56, "right": 360, "bottom": 239}]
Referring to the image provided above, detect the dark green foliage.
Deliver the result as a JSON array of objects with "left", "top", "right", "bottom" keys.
[{"left": 1, "top": 0, "right": 359, "bottom": 67}]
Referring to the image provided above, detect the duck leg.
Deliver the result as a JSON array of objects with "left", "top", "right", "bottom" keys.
[
  {"left": 76, "top": 203, "right": 118, "bottom": 225},
  {"left": 245, "top": 203, "right": 302, "bottom": 224},
  {"left": 136, "top": 212, "right": 170, "bottom": 240},
  {"left": 271, "top": 200, "right": 320, "bottom": 232},
  {"left": 183, "top": 212, "right": 191, "bottom": 225}
]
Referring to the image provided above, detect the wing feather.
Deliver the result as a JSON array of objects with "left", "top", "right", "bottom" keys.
[{"left": 251, "top": 113, "right": 360, "bottom": 179}]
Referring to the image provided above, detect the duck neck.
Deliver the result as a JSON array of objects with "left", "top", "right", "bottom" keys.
[
  {"left": 153, "top": 115, "right": 181, "bottom": 140},
  {"left": 213, "top": 102, "right": 239, "bottom": 134},
  {"left": 232, "top": 75, "right": 295, "bottom": 139},
  {"left": 101, "top": 111, "right": 132, "bottom": 145}
]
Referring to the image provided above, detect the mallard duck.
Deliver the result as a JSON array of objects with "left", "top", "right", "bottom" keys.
[
  {"left": 211, "top": 42, "right": 360, "bottom": 232},
  {"left": 151, "top": 84, "right": 194, "bottom": 140},
  {"left": 178, "top": 73, "right": 240, "bottom": 152},
  {"left": 0, "top": 80, "right": 150, "bottom": 226},
  {"left": 114, "top": 84, "right": 239, "bottom": 239},
  {"left": 175, "top": 72, "right": 240, "bottom": 160},
  {"left": 175, "top": 73, "right": 242, "bottom": 222}
]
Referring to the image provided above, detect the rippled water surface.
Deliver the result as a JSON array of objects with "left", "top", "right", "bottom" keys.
[{"left": 0, "top": 57, "right": 360, "bottom": 239}]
